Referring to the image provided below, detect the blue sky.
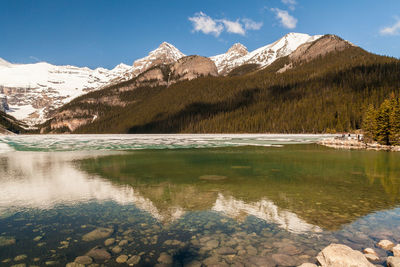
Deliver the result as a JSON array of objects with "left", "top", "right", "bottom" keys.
[{"left": 1, "top": 0, "right": 399, "bottom": 69}]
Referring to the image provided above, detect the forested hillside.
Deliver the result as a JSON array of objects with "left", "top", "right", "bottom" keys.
[
  {"left": 40, "top": 35, "right": 400, "bottom": 134},
  {"left": 0, "top": 112, "right": 29, "bottom": 134}
]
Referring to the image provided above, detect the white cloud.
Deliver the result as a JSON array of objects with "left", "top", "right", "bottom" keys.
[
  {"left": 189, "top": 12, "right": 224, "bottom": 37},
  {"left": 189, "top": 12, "right": 262, "bottom": 37},
  {"left": 380, "top": 18, "right": 400, "bottom": 36},
  {"left": 220, "top": 19, "right": 245, "bottom": 35},
  {"left": 242, "top": 18, "right": 263, "bottom": 30},
  {"left": 271, "top": 8, "right": 297, "bottom": 29},
  {"left": 281, "top": 0, "right": 297, "bottom": 10},
  {"left": 29, "top": 56, "right": 40, "bottom": 62}
]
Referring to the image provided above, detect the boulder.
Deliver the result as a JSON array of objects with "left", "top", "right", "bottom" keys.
[
  {"left": 388, "top": 256, "right": 400, "bottom": 267},
  {"left": 298, "top": 264, "right": 318, "bottom": 267},
  {"left": 316, "top": 244, "right": 374, "bottom": 267},
  {"left": 377, "top": 239, "right": 394, "bottom": 250},
  {"left": 362, "top": 248, "right": 379, "bottom": 261},
  {"left": 82, "top": 227, "right": 113, "bottom": 242},
  {"left": 393, "top": 244, "right": 400, "bottom": 257}
]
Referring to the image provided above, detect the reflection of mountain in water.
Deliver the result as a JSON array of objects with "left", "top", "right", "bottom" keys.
[
  {"left": 213, "top": 193, "right": 321, "bottom": 234},
  {"left": 78, "top": 146, "right": 400, "bottom": 230},
  {"left": 0, "top": 151, "right": 322, "bottom": 233},
  {"left": 1, "top": 145, "right": 400, "bottom": 232}
]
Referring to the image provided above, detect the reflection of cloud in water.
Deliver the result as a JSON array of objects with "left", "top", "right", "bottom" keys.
[
  {"left": 212, "top": 193, "right": 322, "bottom": 234},
  {"left": 0, "top": 152, "right": 185, "bottom": 222},
  {"left": 0, "top": 152, "right": 320, "bottom": 233}
]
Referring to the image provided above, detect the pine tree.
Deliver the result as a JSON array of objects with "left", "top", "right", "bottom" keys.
[
  {"left": 362, "top": 104, "right": 377, "bottom": 142},
  {"left": 375, "top": 99, "right": 391, "bottom": 145},
  {"left": 389, "top": 98, "right": 400, "bottom": 145}
]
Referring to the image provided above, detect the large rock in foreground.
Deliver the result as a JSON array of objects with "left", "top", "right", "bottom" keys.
[
  {"left": 388, "top": 256, "right": 400, "bottom": 267},
  {"left": 316, "top": 244, "right": 374, "bottom": 267}
]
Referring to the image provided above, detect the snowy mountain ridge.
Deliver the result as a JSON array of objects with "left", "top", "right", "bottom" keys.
[
  {"left": 0, "top": 33, "right": 323, "bottom": 124},
  {"left": 211, "top": 33, "right": 322, "bottom": 75}
]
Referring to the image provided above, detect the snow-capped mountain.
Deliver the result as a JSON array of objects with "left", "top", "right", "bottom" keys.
[
  {"left": 211, "top": 43, "right": 249, "bottom": 75},
  {"left": 0, "top": 59, "right": 132, "bottom": 124},
  {"left": 0, "top": 42, "right": 185, "bottom": 125},
  {"left": 211, "top": 33, "right": 322, "bottom": 75},
  {"left": 131, "top": 42, "right": 185, "bottom": 78},
  {"left": 0, "top": 34, "right": 322, "bottom": 125}
]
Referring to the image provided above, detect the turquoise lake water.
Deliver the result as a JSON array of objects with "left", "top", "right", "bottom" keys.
[{"left": 0, "top": 134, "right": 399, "bottom": 266}]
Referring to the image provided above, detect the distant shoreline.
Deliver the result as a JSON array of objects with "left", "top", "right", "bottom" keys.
[{"left": 318, "top": 137, "right": 400, "bottom": 152}]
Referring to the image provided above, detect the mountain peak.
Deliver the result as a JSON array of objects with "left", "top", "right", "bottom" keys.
[
  {"left": 131, "top": 42, "right": 185, "bottom": 76},
  {"left": 158, "top": 41, "right": 174, "bottom": 49},
  {"left": 227, "top": 43, "right": 248, "bottom": 56}
]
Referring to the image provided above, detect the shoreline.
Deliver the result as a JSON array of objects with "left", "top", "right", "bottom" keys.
[{"left": 318, "top": 137, "right": 400, "bottom": 152}]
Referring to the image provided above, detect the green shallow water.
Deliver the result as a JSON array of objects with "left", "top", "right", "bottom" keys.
[{"left": 0, "top": 138, "right": 400, "bottom": 266}]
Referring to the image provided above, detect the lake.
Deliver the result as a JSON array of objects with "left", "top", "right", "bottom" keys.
[{"left": 0, "top": 134, "right": 399, "bottom": 266}]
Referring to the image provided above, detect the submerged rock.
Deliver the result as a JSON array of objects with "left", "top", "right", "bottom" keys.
[
  {"left": 66, "top": 263, "right": 85, "bottom": 267},
  {"left": 377, "top": 239, "right": 395, "bottom": 250},
  {"left": 82, "top": 227, "right": 113, "bottom": 242},
  {"left": 86, "top": 246, "right": 111, "bottom": 262},
  {"left": 271, "top": 254, "right": 298, "bottom": 266},
  {"left": 104, "top": 238, "right": 115, "bottom": 246},
  {"left": 116, "top": 255, "right": 128, "bottom": 263},
  {"left": 247, "top": 256, "right": 275, "bottom": 267},
  {"left": 33, "top": 236, "right": 42, "bottom": 242},
  {"left": 74, "top": 255, "right": 93, "bottom": 265},
  {"left": 14, "top": 254, "right": 27, "bottom": 262},
  {"left": 119, "top": 239, "right": 128, "bottom": 246},
  {"left": 316, "top": 244, "right": 374, "bottom": 267},
  {"left": 126, "top": 255, "right": 141, "bottom": 266},
  {"left": 112, "top": 245, "right": 122, "bottom": 254},
  {"left": 0, "top": 236, "right": 16, "bottom": 246},
  {"left": 157, "top": 253, "right": 173, "bottom": 264},
  {"left": 216, "top": 247, "right": 236, "bottom": 255}
]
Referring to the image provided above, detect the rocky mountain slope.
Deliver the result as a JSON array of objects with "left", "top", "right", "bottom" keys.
[
  {"left": 44, "top": 55, "right": 217, "bottom": 132},
  {"left": 39, "top": 34, "right": 400, "bottom": 134},
  {"left": 0, "top": 33, "right": 324, "bottom": 125}
]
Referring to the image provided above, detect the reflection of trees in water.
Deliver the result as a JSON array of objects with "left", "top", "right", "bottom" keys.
[
  {"left": 364, "top": 152, "right": 400, "bottom": 200},
  {"left": 78, "top": 147, "right": 400, "bottom": 230}
]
